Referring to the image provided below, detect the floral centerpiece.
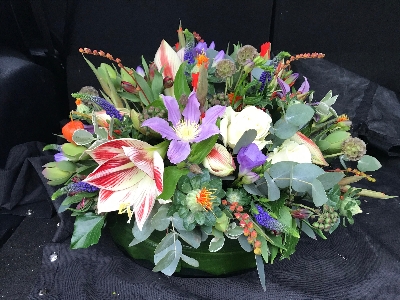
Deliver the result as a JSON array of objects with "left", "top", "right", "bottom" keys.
[{"left": 42, "top": 25, "right": 395, "bottom": 290}]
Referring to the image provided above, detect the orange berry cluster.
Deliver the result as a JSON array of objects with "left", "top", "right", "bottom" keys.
[
  {"left": 78, "top": 48, "right": 131, "bottom": 74},
  {"left": 283, "top": 52, "right": 325, "bottom": 70},
  {"left": 346, "top": 168, "right": 376, "bottom": 182},
  {"left": 222, "top": 200, "right": 262, "bottom": 255}
]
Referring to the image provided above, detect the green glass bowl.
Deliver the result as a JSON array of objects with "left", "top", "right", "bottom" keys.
[{"left": 108, "top": 214, "right": 256, "bottom": 277}]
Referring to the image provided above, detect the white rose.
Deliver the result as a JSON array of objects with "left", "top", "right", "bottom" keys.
[
  {"left": 267, "top": 140, "right": 312, "bottom": 164},
  {"left": 220, "top": 106, "right": 272, "bottom": 150}
]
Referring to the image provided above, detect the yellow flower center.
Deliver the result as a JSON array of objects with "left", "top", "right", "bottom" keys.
[
  {"left": 173, "top": 120, "right": 200, "bottom": 142},
  {"left": 118, "top": 202, "right": 133, "bottom": 223},
  {"left": 196, "top": 188, "right": 216, "bottom": 211}
]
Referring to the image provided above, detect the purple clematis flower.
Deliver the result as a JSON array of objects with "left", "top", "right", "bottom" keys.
[
  {"left": 298, "top": 76, "right": 310, "bottom": 94},
  {"left": 195, "top": 41, "right": 215, "bottom": 55},
  {"left": 237, "top": 143, "right": 267, "bottom": 183},
  {"left": 277, "top": 77, "right": 290, "bottom": 99},
  {"left": 211, "top": 50, "right": 225, "bottom": 68},
  {"left": 54, "top": 152, "right": 68, "bottom": 162},
  {"left": 141, "top": 91, "right": 226, "bottom": 164}
]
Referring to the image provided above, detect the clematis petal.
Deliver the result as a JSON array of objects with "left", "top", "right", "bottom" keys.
[
  {"left": 194, "top": 124, "right": 220, "bottom": 142},
  {"left": 167, "top": 139, "right": 190, "bottom": 164},
  {"left": 298, "top": 77, "right": 310, "bottom": 93},
  {"left": 162, "top": 95, "right": 181, "bottom": 126},
  {"left": 141, "top": 117, "right": 178, "bottom": 140},
  {"left": 84, "top": 154, "right": 147, "bottom": 191},
  {"left": 86, "top": 138, "right": 149, "bottom": 165},
  {"left": 154, "top": 39, "right": 182, "bottom": 80},
  {"left": 211, "top": 50, "right": 225, "bottom": 67},
  {"left": 201, "top": 105, "right": 226, "bottom": 127},
  {"left": 182, "top": 91, "right": 201, "bottom": 123},
  {"left": 277, "top": 77, "right": 290, "bottom": 97},
  {"left": 208, "top": 41, "right": 215, "bottom": 50}
]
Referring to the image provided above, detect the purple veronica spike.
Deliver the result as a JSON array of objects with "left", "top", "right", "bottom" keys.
[
  {"left": 254, "top": 205, "right": 284, "bottom": 232},
  {"left": 141, "top": 91, "right": 225, "bottom": 164},
  {"left": 73, "top": 93, "right": 123, "bottom": 121},
  {"left": 68, "top": 181, "right": 99, "bottom": 193},
  {"left": 298, "top": 77, "right": 310, "bottom": 93},
  {"left": 277, "top": 77, "right": 290, "bottom": 99}
]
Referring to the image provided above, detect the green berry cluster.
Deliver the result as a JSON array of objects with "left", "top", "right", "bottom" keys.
[
  {"left": 312, "top": 204, "right": 339, "bottom": 232},
  {"left": 208, "top": 92, "right": 229, "bottom": 107},
  {"left": 139, "top": 106, "right": 167, "bottom": 136}
]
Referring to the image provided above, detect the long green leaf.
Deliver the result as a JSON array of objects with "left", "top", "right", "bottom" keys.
[
  {"left": 174, "top": 62, "right": 191, "bottom": 100},
  {"left": 158, "top": 166, "right": 189, "bottom": 200}
]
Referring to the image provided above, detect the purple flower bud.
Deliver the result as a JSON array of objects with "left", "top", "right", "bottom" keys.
[
  {"left": 54, "top": 152, "right": 68, "bottom": 162},
  {"left": 136, "top": 66, "right": 145, "bottom": 77}
]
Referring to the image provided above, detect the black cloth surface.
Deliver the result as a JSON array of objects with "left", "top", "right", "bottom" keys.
[{"left": 1, "top": 59, "right": 400, "bottom": 299}]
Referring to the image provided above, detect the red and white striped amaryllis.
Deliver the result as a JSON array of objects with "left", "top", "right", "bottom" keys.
[
  {"left": 83, "top": 138, "right": 164, "bottom": 230},
  {"left": 203, "top": 143, "right": 236, "bottom": 177}
]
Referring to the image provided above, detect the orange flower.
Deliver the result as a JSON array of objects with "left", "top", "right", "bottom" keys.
[
  {"left": 61, "top": 120, "right": 84, "bottom": 144},
  {"left": 196, "top": 52, "right": 209, "bottom": 68},
  {"left": 196, "top": 187, "right": 215, "bottom": 211}
]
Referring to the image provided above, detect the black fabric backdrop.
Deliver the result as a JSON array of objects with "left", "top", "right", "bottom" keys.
[{"left": 1, "top": 60, "right": 400, "bottom": 299}]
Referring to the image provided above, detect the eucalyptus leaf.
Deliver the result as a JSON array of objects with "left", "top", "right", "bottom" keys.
[
  {"left": 232, "top": 129, "right": 257, "bottom": 154},
  {"left": 255, "top": 254, "right": 266, "bottom": 292},
  {"left": 273, "top": 118, "right": 298, "bottom": 139},
  {"left": 180, "top": 254, "right": 199, "bottom": 267},
  {"left": 151, "top": 205, "right": 171, "bottom": 231},
  {"left": 269, "top": 161, "right": 297, "bottom": 188},
  {"left": 153, "top": 250, "right": 175, "bottom": 272},
  {"left": 95, "top": 127, "right": 108, "bottom": 140},
  {"left": 243, "top": 183, "right": 264, "bottom": 196},
  {"left": 357, "top": 155, "right": 382, "bottom": 172},
  {"left": 130, "top": 212, "right": 155, "bottom": 246},
  {"left": 316, "top": 172, "right": 345, "bottom": 190},
  {"left": 301, "top": 221, "right": 317, "bottom": 240},
  {"left": 312, "top": 178, "right": 329, "bottom": 206},
  {"left": 238, "top": 234, "right": 252, "bottom": 252},
  {"left": 209, "top": 237, "right": 225, "bottom": 252},
  {"left": 263, "top": 172, "right": 280, "bottom": 201},
  {"left": 292, "top": 163, "right": 325, "bottom": 193},
  {"left": 177, "top": 228, "right": 202, "bottom": 248},
  {"left": 71, "top": 212, "right": 105, "bottom": 249},
  {"left": 286, "top": 103, "right": 314, "bottom": 127},
  {"left": 154, "top": 232, "right": 175, "bottom": 254}
]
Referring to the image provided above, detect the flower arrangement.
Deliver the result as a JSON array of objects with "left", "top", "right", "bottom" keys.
[{"left": 42, "top": 24, "right": 395, "bottom": 290}]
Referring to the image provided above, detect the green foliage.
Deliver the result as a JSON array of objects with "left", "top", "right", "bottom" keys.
[{"left": 71, "top": 212, "right": 106, "bottom": 249}]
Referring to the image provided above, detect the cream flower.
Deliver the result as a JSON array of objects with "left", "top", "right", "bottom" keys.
[
  {"left": 220, "top": 106, "right": 272, "bottom": 150},
  {"left": 267, "top": 140, "right": 312, "bottom": 164}
]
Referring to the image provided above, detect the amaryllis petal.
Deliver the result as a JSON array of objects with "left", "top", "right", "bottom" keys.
[
  {"left": 167, "top": 139, "right": 190, "bottom": 164},
  {"left": 291, "top": 132, "right": 329, "bottom": 166},
  {"left": 84, "top": 154, "right": 146, "bottom": 191},
  {"left": 162, "top": 95, "right": 181, "bottom": 125},
  {"left": 201, "top": 105, "right": 226, "bottom": 127},
  {"left": 277, "top": 77, "right": 290, "bottom": 96},
  {"left": 298, "top": 77, "right": 310, "bottom": 93},
  {"left": 86, "top": 138, "right": 148, "bottom": 165},
  {"left": 182, "top": 92, "right": 200, "bottom": 123},
  {"left": 203, "top": 143, "right": 235, "bottom": 177},
  {"left": 141, "top": 117, "right": 178, "bottom": 140},
  {"left": 154, "top": 39, "right": 182, "bottom": 80},
  {"left": 122, "top": 146, "right": 164, "bottom": 193}
]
